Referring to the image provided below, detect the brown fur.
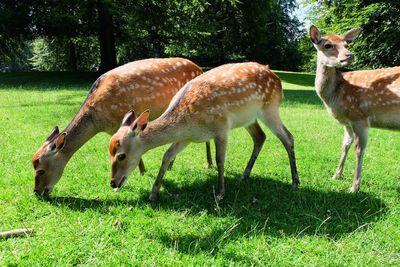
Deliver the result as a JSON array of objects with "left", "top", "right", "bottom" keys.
[
  {"left": 109, "top": 62, "right": 299, "bottom": 199},
  {"left": 32, "top": 58, "right": 204, "bottom": 195},
  {"left": 310, "top": 25, "right": 400, "bottom": 192}
]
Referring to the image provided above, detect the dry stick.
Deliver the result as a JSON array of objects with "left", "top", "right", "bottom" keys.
[{"left": 0, "top": 228, "right": 34, "bottom": 239}]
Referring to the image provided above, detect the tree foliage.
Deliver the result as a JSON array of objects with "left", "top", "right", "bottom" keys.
[{"left": 1, "top": 0, "right": 305, "bottom": 71}]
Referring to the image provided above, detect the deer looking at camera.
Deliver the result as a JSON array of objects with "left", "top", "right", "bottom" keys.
[
  {"left": 32, "top": 58, "right": 211, "bottom": 195},
  {"left": 310, "top": 26, "right": 400, "bottom": 192},
  {"left": 109, "top": 63, "right": 300, "bottom": 200}
]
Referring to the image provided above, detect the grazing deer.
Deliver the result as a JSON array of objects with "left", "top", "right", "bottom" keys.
[
  {"left": 32, "top": 58, "right": 211, "bottom": 195},
  {"left": 310, "top": 26, "right": 400, "bottom": 192},
  {"left": 109, "top": 63, "right": 299, "bottom": 200}
]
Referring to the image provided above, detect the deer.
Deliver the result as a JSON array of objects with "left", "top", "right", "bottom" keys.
[
  {"left": 32, "top": 58, "right": 212, "bottom": 195},
  {"left": 309, "top": 25, "right": 400, "bottom": 192},
  {"left": 108, "top": 62, "right": 300, "bottom": 200}
]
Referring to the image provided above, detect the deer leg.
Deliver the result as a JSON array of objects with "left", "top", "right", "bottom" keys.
[
  {"left": 214, "top": 134, "right": 228, "bottom": 197},
  {"left": 350, "top": 123, "right": 368, "bottom": 192},
  {"left": 167, "top": 158, "right": 175, "bottom": 170},
  {"left": 259, "top": 110, "right": 300, "bottom": 189},
  {"left": 206, "top": 141, "right": 213, "bottom": 169},
  {"left": 332, "top": 126, "right": 354, "bottom": 180},
  {"left": 242, "top": 121, "right": 266, "bottom": 180},
  {"left": 149, "top": 141, "right": 189, "bottom": 201},
  {"left": 138, "top": 158, "right": 146, "bottom": 175}
]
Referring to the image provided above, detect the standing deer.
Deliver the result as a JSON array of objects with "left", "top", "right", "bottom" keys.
[
  {"left": 108, "top": 63, "right": 299, "bottom": 200},
  {"left": 32, "top": 58, "right": 211, "bottom": 195},
  {"left": 310, "top": 26, "right": 400, "bottom": 192}
]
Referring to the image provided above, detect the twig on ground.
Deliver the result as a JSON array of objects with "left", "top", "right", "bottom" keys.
[{"left": 0, "top": 228, "right": 34, "bottom": 239}]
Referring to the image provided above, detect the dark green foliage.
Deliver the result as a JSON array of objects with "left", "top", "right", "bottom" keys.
[
  {"left": 1, "top": 0, "right": 305, "bottom": 71},
  {"left": 30, "top": 37, "right": 100, "bottom": 71}
]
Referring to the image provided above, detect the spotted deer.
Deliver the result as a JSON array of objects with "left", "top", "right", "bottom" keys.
[
  {"left": 310, "top": 26, "right": 400, "bottom": 192},
  {"left": 109, "top": 63, "right": 300, "bottom": 200},
  {"left": 32, "top": 58, "right": 211, "bottom": 195}
]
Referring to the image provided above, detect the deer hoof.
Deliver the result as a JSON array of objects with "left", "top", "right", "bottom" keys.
[
  {"left": 149, "top": 192, "right": 158, "bottom": 201},
  {"left": 349, "top": 185, "right": 360, "bottom": 193}
]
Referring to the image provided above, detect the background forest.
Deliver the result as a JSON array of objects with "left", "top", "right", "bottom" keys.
[{"left": 1, "top": 0, "right": 400, "bottom": 73}]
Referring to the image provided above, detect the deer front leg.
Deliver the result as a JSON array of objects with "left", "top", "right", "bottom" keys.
[
  {"left": 138, "top": 158, "right": 146, "bottom": 176},
  {"left": 149, "top": 141, "right": 189, "bottom": 201},
  {"left": 206, "top": 141, "right": 213, "bottom": 169},
  {"left": 350, "top": 122, "right": 369, "bottom": 192},
  {"left": 332, "top": 126, "right": 354, "bottom": 180},
  {"left": 242, "top": 122, "right": 266, "bottom": 180},
  {"left": 214, "top": 134, "right": 228, "bottom": 198}
]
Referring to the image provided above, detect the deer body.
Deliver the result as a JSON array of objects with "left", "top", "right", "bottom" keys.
[
  {"left": 109, "top": 63, "right": 299, "bottom": 199},
  {"left": 32, "top": 58, "right": 208, "bottom": 195},
  {"left": 310, "top": 26, "right": 400, "bottom": 192}
]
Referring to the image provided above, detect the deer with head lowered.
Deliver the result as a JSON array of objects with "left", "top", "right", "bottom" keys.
[
  {"left": 32, "top": 58, "right": 211, "bottom": 195},
  {"left": 310, "top": 26, "right": 400, "bottom": 192},
  {"left": 109, "top": 63, "right": 300, "bottom": 200}
]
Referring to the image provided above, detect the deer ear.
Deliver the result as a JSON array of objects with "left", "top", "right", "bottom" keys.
[
  {"left": 128, "top": 110, "right": 150, "bottom": 135},
  {"left": 136, "top": 110, "right": 150, "bottom": 131},
  {"left": 121, "top": 110, "right": 135, "bottom": 126},
  {"left": 56, "top": 132, "right": 66, "bottom": 151},
  {"left": 46, "top": 126, "right": 59, "bottom": 142},
  {"left": 309, "top": 25, "right": 322, "bottom": 44},
  {"left": 342, "top": 28, "right": 361, "bottom": 44}
]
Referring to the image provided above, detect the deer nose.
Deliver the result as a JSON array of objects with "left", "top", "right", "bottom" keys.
[
  {"left": 110, "top": 181, "right": 117, "bottom": 188},
  {"left": 346, "top": 53, "right": 354, "bottom": 60}
]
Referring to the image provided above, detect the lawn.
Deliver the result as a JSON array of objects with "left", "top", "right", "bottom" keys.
[{"left": 0, "top": 70, "right": 399, "bottom": 265}]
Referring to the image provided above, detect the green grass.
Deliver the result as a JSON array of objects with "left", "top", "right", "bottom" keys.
[{"left": 1, "top": 70, "right": 400, "bottom": 265}]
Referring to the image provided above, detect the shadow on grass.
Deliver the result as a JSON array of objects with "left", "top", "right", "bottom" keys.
[
  {"left": 282, "top": 89, "right": 322, "bottom": 106},
  {"left": 44, "top": 171, "right": 386, "bottom": 253},
  {"left": 0, "top": 72, "right": 98, "bottom": 91},
  {"left": 275, "top": 71, "right": 315, "bottom": 88},
  {"left": 0, "top": 71, "right": 323, "bottom": 108}
]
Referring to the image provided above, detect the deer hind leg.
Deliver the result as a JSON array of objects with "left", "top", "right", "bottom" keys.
[
  {"left": 138, "top": 158, "right": 146, "bottom": 175},
  {"left": 241, "top": 121, "right": 266, "bottom": 180},
  {"left": 258, "top": 107, "right": 300, "bottom": 189},
  {"left": 149, "top": 141, "right": 189, "bottom": 201},
  {"left": 167, "top": 158, "right": 175, "bottom": 170},
  {"left": 205, "top": 141, "right": 213, "bottom": 169},
  {"left": 214, "top": 134, "right": 228, "bottom": 198},
  {"left": 332, "top": 126, "right": 354, "bottom": 180},
  {"left": 350, "top": 122, "right": 369, "bottom": 192}
]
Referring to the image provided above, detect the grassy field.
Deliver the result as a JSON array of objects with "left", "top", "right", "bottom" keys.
[{"left": 0, "top": 70, "right": 399, "bottom": 265}]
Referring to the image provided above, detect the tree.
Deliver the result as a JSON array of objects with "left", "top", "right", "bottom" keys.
[{"left": 1, "top": 0, "right": 306, "bottom": 71}]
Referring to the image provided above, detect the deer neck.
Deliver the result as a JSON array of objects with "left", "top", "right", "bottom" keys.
[
  {"left": 315, "top": 60, "right": 343, "bottom": 105},
  {"left": 139, "top": 116, "right": 186, "bottom": 152},
  {"left": 59, "top": 110, "right": 98, "bottom": 161}
]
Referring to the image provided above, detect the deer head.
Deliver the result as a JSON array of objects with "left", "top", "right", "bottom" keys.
[
  {"left": 310, "top": 25, "right": 361, "bottom": 67},
  {"left": 108, "top": 110, "right": 150, "bottom": 189},
  {"left": 32, "top": 127, "right": 67, "bottom": 195}
]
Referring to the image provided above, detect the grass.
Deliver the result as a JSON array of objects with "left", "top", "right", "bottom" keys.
[{"left": 0, "top": 70, "right": 399, "bottom": 265}]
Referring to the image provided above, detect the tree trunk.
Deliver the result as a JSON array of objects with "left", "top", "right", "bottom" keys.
[{"left": 97, "top": 0, "right": 117, "bottom": 74}]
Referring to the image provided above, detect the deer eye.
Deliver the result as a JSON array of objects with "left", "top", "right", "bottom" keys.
[
  {"left": 117, "top": 154, "right": 126, "bottom": 161},
  {"left": 324, "top": 44, "right": 333, "bottom": 49},
  {"left": 37, "top": 170, "right": 45, "bottom": 175}
]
